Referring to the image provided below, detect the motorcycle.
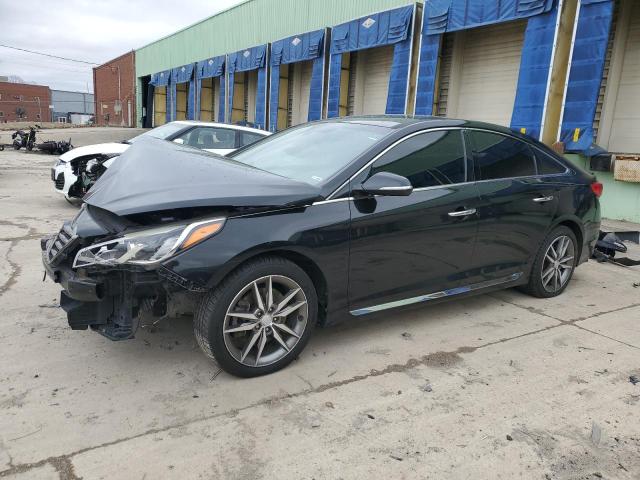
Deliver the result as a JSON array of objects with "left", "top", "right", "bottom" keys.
[
  {"left": 11, "top": 125, "right": 73, "bottom": 154},
  {"left": 37, "top": 138, "right": 73, "bottom": 155},
  {"left": 12, "top": 125, "right": 38, "bottom": 151}
]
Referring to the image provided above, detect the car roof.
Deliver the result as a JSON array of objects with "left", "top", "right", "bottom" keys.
[
  {"left": 171, "top": 120, "right": 271, "bottom": 135},
  {"left": 319, "top": 115, "right": 522, "bottom": 137}
]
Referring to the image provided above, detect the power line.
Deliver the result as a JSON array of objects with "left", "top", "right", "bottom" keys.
[
  {"left": 4, "top": 56, "right": 94, "bottom": 70},
  {"left": 0, "top": 44, "right": 99, "bottom": 65}
]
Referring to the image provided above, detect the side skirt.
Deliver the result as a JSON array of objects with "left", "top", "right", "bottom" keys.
[{"left": 349, "top": 272, "right": 524, "bottom": 316}]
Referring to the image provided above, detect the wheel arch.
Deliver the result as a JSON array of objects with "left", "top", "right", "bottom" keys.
[
  {"left": 207, "top": 247, "right": 330, "bottom": 325},
  {"left": 552, "top": 216, "right": 584, "bottom": 261}
]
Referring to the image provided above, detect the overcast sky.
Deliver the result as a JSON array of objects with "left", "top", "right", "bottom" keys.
[{"left": 0, "top": 0, "right": 244, "bottom": 92}]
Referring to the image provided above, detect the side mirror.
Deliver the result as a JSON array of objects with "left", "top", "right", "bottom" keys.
[
  {"left": 356, "top": 172, "right": 413, "bottom": 197},
  {"left": 173, "top": 138, "right": 185, "bottom": 145}
]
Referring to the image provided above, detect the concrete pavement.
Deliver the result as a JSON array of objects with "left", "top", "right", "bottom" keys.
[{"left": 0, "top": 140, "right": 639, "bottom": 479}]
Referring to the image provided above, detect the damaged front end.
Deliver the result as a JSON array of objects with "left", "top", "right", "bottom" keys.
[
  {"left": 41, "top": 205, "right": 224, "bottom": 340},
  {"left": 67, "top": 154, "right": 116, "bottom": 198}
]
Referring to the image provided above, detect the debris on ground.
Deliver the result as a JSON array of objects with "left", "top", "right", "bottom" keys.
[
  {"left": 506, "top": 434, "right": 513, "bottom": 441},
  {"left": 630, "top": 375, "right": 639, "bottom": 385},
  {"left": 421, "top": 383, "right": 433, "bottom": 393},
  {"left": 401, "top": 332, "right": 412, "bottom": 339},
  {"left": 592, "top": 230, "right": 640, "bottom": 266}
]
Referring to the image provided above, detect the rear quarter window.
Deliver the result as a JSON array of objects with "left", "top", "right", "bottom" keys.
[
  {"left": 535, "top": 149, "right": 569, "bottom": 175},
  {"left": 468, "top": 130, "right": 536, "bottom": 180}
]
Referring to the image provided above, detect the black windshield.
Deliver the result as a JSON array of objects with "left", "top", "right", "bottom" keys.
[{"left": 230, "top": 122, "right": 392, "bottom": 185}]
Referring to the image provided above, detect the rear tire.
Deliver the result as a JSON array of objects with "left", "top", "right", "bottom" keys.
[
  {"left": 194, "top": 256, "right": 317, "bottom": 377},
  {"left": 521, "top": 226, "right": 577, "bottom": 298}
]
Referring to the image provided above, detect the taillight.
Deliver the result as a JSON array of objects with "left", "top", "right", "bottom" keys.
[{"left": 591, "top": 182, "right": 603, "bottom": 198}]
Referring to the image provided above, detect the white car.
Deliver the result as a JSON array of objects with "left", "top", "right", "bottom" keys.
[{"left": 52, "top": 121, "right": 270, "bottom": 201}]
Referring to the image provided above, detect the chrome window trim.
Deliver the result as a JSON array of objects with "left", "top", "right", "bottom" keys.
[
  {"left": 411, "top": 181, "right": 468, "bottom": 192},
  {"left": 313, "top": 181, "right": 470, "bottom": 207},
  {"left": 350, "top": 272, "right": 523, "bottom": 316},
  {"left": 379, "top": 185, "right": 413, "bottom": 191},
  {"left": 312, "top": 197, "right": 354, "bottom": 206},
  {"left": 326, "top": 125, "right": 572, "bottom": 200}
]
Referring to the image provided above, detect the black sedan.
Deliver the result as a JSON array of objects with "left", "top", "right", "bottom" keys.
[{"left": 41, "top": 116, "right": 602, "bottom": 377}]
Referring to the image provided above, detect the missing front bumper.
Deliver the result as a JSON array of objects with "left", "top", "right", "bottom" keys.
[{"left": 42, "top": 244, "right": 164, "bottom": 340}]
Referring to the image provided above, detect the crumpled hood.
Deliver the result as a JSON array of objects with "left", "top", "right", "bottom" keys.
[
  {"left": 59, "top": 142, "right": 129, "bottom": 162},
  {"left": 83, "top": 137, "right": 322, "bottom": 216}
]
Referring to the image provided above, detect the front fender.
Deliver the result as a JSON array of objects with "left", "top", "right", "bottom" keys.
[{"left": 162, "top": 202, "right": 351, "bottom": 315}]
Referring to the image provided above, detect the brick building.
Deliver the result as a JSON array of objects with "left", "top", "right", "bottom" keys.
[
  {"left": 0, "top": 81, "right": 51, "bottom": 123},
  {"left": 93, "top": 51, "right": 136, "bottom": 127}
]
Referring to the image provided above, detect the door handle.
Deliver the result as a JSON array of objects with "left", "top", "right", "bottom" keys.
[
  {"left": 532, "top": 196, "right": 554, "bottom": 203},
  {"left": 448, "top": 208, "right": 477, "bottom": 217}
]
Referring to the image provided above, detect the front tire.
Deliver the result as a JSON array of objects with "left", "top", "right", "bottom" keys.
[
  {"left": 64, "top": 196, "right": 82, "bottom": 206},
  {"left": 522, "top": 226, "right": 577, "bottom": 298},
  {"left": 194, "top": 256, "right": 317, "bottom": 377}
]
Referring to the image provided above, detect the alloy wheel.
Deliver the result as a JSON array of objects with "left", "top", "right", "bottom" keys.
[
  {"left": 223, "top": 275, "right": 309, "bottom": 367},
  {"left": 541, "top": 235, "right": 575, "bottom": 293}
]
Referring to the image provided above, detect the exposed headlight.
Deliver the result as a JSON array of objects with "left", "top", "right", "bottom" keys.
[
  {"left": 54, "top": 158, "right": 66, "bottom": 167},
  {"left": 73, "top": 218, "right": 225, "bottom": 268}
]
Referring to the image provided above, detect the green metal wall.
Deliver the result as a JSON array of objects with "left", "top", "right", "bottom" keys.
[{"left": 136, "top": 0, "right": 418, "bottom": 76}]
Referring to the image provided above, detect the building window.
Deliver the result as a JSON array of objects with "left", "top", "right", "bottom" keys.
[
  {"left": 0, "top": 111, "right": 4, "bottom": 117},
  {"left": 36, "top": 113, "right": 41, "bottom": 119}
]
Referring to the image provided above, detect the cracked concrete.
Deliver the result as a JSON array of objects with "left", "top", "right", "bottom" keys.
[{"left": 1, "top": 130, "right": 640, "bottom": 479}]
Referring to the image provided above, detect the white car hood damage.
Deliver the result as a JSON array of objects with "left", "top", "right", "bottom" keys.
[{"left": 59, "top": 142, "right": 130, "bottom": 162}]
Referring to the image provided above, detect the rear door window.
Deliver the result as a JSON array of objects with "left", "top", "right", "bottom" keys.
[
  {"left": 468, "top": 131, "right": 536, "bottom": 180},
  {"left": 370, "top": 130, "right": 467, "bottom": 188},
  {"left": 240, "top": 131, "right": 266, "bottom": 147}
]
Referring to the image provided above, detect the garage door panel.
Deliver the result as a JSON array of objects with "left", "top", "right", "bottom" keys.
[
  {"left": 154, "top": 86, "right": 167, "bottom": 126},
  {"left": 247, "top": 71, "right": 258, "bottom": 123},
  {"left": 297, "top": 61, "right": 313, "bottom": 125},
  {"left": 455, "top": 20, "right": 526, "bottom": 127},
  {"left": 291, "top": 60, "right": 313, "bottom": 126},
  {"left": 609, "top": 1, "right": 640, "bottom": 153},
  {"left": 361, "top": 45, "right": 394, "bottom": 115}
]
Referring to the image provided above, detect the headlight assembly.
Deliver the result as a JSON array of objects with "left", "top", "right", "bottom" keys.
[{"left": 73, "top": 218, "right": 225, "bottom": 268}]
